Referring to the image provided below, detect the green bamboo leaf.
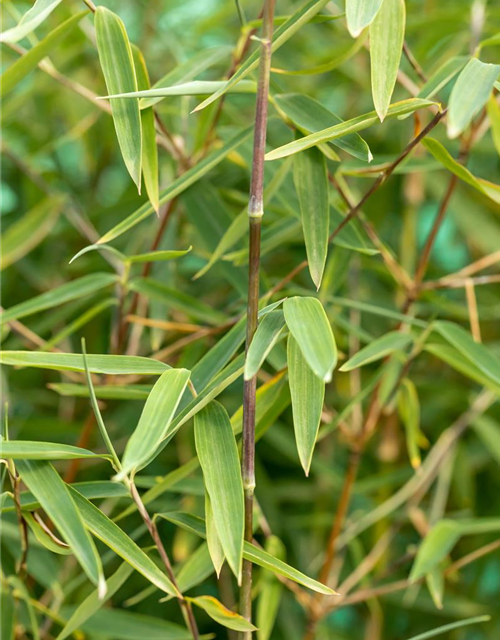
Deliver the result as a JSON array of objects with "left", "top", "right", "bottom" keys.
[
  {"left": 16, "top": 460, "right": 105, "bottom": 595},
  {"left": 426, "top": 343, "right": 500, "bottom": 397},
  {"left": 49, "top": 383, "right": 152, "bottom": 400},
  {"left": 275, "top": 94, "right": 372, "bottom": 162},
  {"left": 283, "top": 297, "right": 337, "bottom": 381},
  {"left": 244, "top": 311, "right": 286, "bottom": 380},
  {"left": 127, "top": 248, "right": 192, "bottom": 264},
  {"left": 0, "top": 351, "right": 169, "bottom": 375},
  {"left": 256, "top": 536, "right": 285, "bottom": 640},
  {"left": 370, "top": 0, "right": 406, "bottom": 122},
  {"left": 119, "top": 368, "right": 191, "bottom": 477},
  {"left": 340, "top": 331, "right": 413, "bottom": 371},
  {"left": 423, "top": 137, "right": 500, "bottom": 204},
  {"left": 410, "top": 519, "right": 462, "bottom": 582},
  {"left": 404, "top": 616, "right": 490, "bottom": 640},
  {"left": 448, "top": 58, "right": 500, "bottom": 139},
  {"left": 426, "top": 565, "right": 444, "bottom": 610},
  {"left": 1, "top": 197, "right": 62, "bottom": 270},
  {"left": 346, "top": 0, "right": 384, "bottom": 37},
  {"left": 487, "top": 95, "right": 500, "bottom": 156},
  {"left": 194, "top": 402, "right": 244, "bottom": 582},
  {"left": 293, "top": 145, "right": 329, "bottom": 288},
  {"left": 416, "top": 56, "right": 468, "bottom": 101},
  {"left": 95, "top": 6, "right": 142, "bottom": 190},
  {"left": 1, "top": 11, "right": 88, "bottom": 97},
  {"left": 0, "top": 440, "right": 108, "bottom": 461},
  {"left": 131, "top": 45, "right": 159, "bottom": 213},
  {"left": 472, "top": 416, "right": 500, "bottom": 466},
  {"left": 0, "top": 0, "right": 63, "bottom": 43},
  {"left": 434, "top": 321, "right": 500, "bottom": 386},
  {"left": 157, "top": 511, "right": 337, "bottom": 595},
  {"left": 288, "top": 336, "right": 324, "bottom": 476},
  {"left": 205, "top": 492, "right": 225, "bottom": 577},
  {"left": 23, "top": 512, "right": 71, "bottom": 555},
  {"left": 1, "top": 589, "right": 15, "bottom": 640},
  {"left": 265, "top": 99, "right": 435, "bottom": 160},
  {"left": 140, "top": 46, "right": 232, "bottom": 109},
  {"left": 193, "top": 0, "right": 330, "bottom": 112},
  {"left": 1, "top": 273, "right": 117, "bottom": 324},
  {"left": 69, "top": 486, "right": 177, "bottom": 596},
  {"left": 98, "top": 126, "right": 252, "bottom": 244},
  {"left": 397, "top": 378, "right": 422, "bottom": 469},
  {"left": 175, "top": 543, "right": 214, "bottom": 594},
  {"left": 188, "top": 595, "right": 256, "bottom": 632},
  {"left": 56, "top": 563, "right": 134, "bottom": 640},
  {"left": 103, "top": 79, "right": 257, "bottom": 100},
  {"left": 59, "top": 607, "right": 191, "bottom": 640}
]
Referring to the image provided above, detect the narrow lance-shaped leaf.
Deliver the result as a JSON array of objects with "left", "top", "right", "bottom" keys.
[
  {"left": 119, "top": 368, "right": 191, "bottom": 477},
  {"left": 1, "top": 11, "right": 88, "bottom": 97},
  {"left": 102, "top": 80, "right": 257, "bottom": 100},
  {"left": 346, "top": 0, "right": 384, "bottom": 37},
  {"left": 288, "top": 336, "right": 325, "bottom": 475},
  {"left": 370, "top": 0, "right": 406, "bottom": 122},
  {"left": 187, "top": 596, "right": 257, "bottom": 632},
  {"left": 205, "top": 492, "right": 225, "bottom": 577},
  {"left": 340, "top": 330, "right": 413, "bottom": 371},
  {"left": 244, "top": 310, "right": 286, "bottom": 380},
  {"left": 397, "top": 379, "right": 422, "bottom": 469},
  {"left": 265, "top": 99, "right": 435, "bottom": 160},
  {"left": 0, "top": 0, "right": 64, "bottom": 43},
  {"left": 69, "top": 486, "right": 177, "bottom": 596},
  {"left": 194, "top": 402, "right": 244, "bottom": 582},
  {"left": 403, "top": 617, "right": 491, "bottom": 640},
  {"left": 95, "top": 6, "right": 142, "bottom": 190},
  {"left": 293, "top": 145, "right": 329, "bottom": 288},
  {"left": 1, "top": 273, "right": 117, "bottom": 324},
  {"left": 283, "top": 297, "right": 337, "bottom": 381},
  {"left": 0, "top": 440, "right": 109, "bottom": 461},
  {"left": 131, "top": 45, "right": 159, "bottom": 213},
  {"left": 487, "top": 95, "right": 500, "bottom": 157},
  {"left": 15, "top": 460, "right": 105, "bottom": 596},
  {"left": 0, "top": 351, "right": 169, "bottom": 375},
  {"left": 256, "top": 536, "right": 285, "bottom": 640},
  {"left": 448, "top": 57, "right": 500, "bottom": 139}
]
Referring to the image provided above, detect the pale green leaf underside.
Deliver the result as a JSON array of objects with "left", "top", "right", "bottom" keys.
[
  {"left": 346, "top": 0, "right": 384, "bottom": 37},
  {"left": 244, "top": 310, "right": 286, "bottom": 380},
  {"left": 0, "top": 0, "right": 64, "bottom": 43}
]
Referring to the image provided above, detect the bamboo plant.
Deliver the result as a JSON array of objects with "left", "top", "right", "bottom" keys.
[{"left": 1, "top": 0, "right": 500, "bottom": 639}]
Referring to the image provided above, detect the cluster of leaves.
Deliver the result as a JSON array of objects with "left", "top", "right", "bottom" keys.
[{"left": 1, "top": 0, "right": 500, "bottom": 639}]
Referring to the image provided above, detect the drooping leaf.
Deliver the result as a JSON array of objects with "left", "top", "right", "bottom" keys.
[
  {"left": 403, "top": 616, "right": 491, "bottom": 640},
  {"left": 1, "top": 273, "right": 117, "bottom": 323},
  {"left": 193, "top": 0, "right": 330, "bottom": 112},
  {"left": 287, "top": 335, "right": 325, "bottom": 475},
  {"left": 274, "top": 93, "right": 372, "bottom": 162},
  {"left": 98, "top": 126, "right": 252, "bottom": 243},
  {"left": 340, "top": 330, "right": 413, "bottom": 371},
  {"left": 422, "top": 137, "right": 500, "bottom": 204},
  {"left": 1, "top": 11, "right": 88, "bottom": 97},
  {"left": 244, "top": 310, "right": 286, "bottom": 380},
  {"left": 69, "top": 486, "right": 177, "bottom": 596},
  {"left": 119, "top": 368, "right": 191, "bottom": 477},
  {"left": 127, "top": 248, "right": 192, "bottom": 264},
  {"left": 397, "top": 378, "right": 422, "bottom": 469},
  {"left": 346, "top": 0, "right": 384, "bottom": 37},
  {"left": 370, "top": 0, "right": 406, "bottom": 122},
  {"left": 131, "top": 45, "right": 159, "bottom": 212},
  {"left": 434, "top": 321, "right": 500, "bottom": 386},
  {"left": 194, "top": 402, "right": 244, "bottom": 582},
  {"left": 265, "top": 99, "right": 435, "bottom": 160},
  {"left": 410, "top": 519, "right": 462, "bottom": 582},
  {"left": 0, "top": 351, "right": 169, "bottom": 375},
  {"left": 293, "top": 145, "right": 329, "bottom": 288},
  {"left": 188, "top": 596, "right": 257, "bottom": 632},
  {"left": 0, "top": 0, "right": 64, "bottom": 43},
  {"left": 56, "top": 563, "right": 134, "bottom": 640},
  {"left": 283, "top": 297, "right": 337, "bottom": 381},
  {"left": 0, "top": 440, "right": 108, "bottom": 461},
  {"left": 95, "top": 6, "right": 142, "bottom": 190},
  {"left": 205, "top": 492, "right": 225, "bottom": 577},
  {"left": 487, "top": 95, "right": 500, "bottom": 157},
  {"left": 175, "top": 543, "right": 214, "bottom": 594},
  {"left": 447, "top": 57, "right": 500, "bottom": 139},
  {"left": 23, "top": 512, "right": 71, "bottom": 555},
  {"left": 16, "top": 460, "right": 105, "bottom": 595}
]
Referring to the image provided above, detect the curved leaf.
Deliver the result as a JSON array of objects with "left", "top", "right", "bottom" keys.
[{"left": 340, "top": 330, "right": 413, "bottom": 371}]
